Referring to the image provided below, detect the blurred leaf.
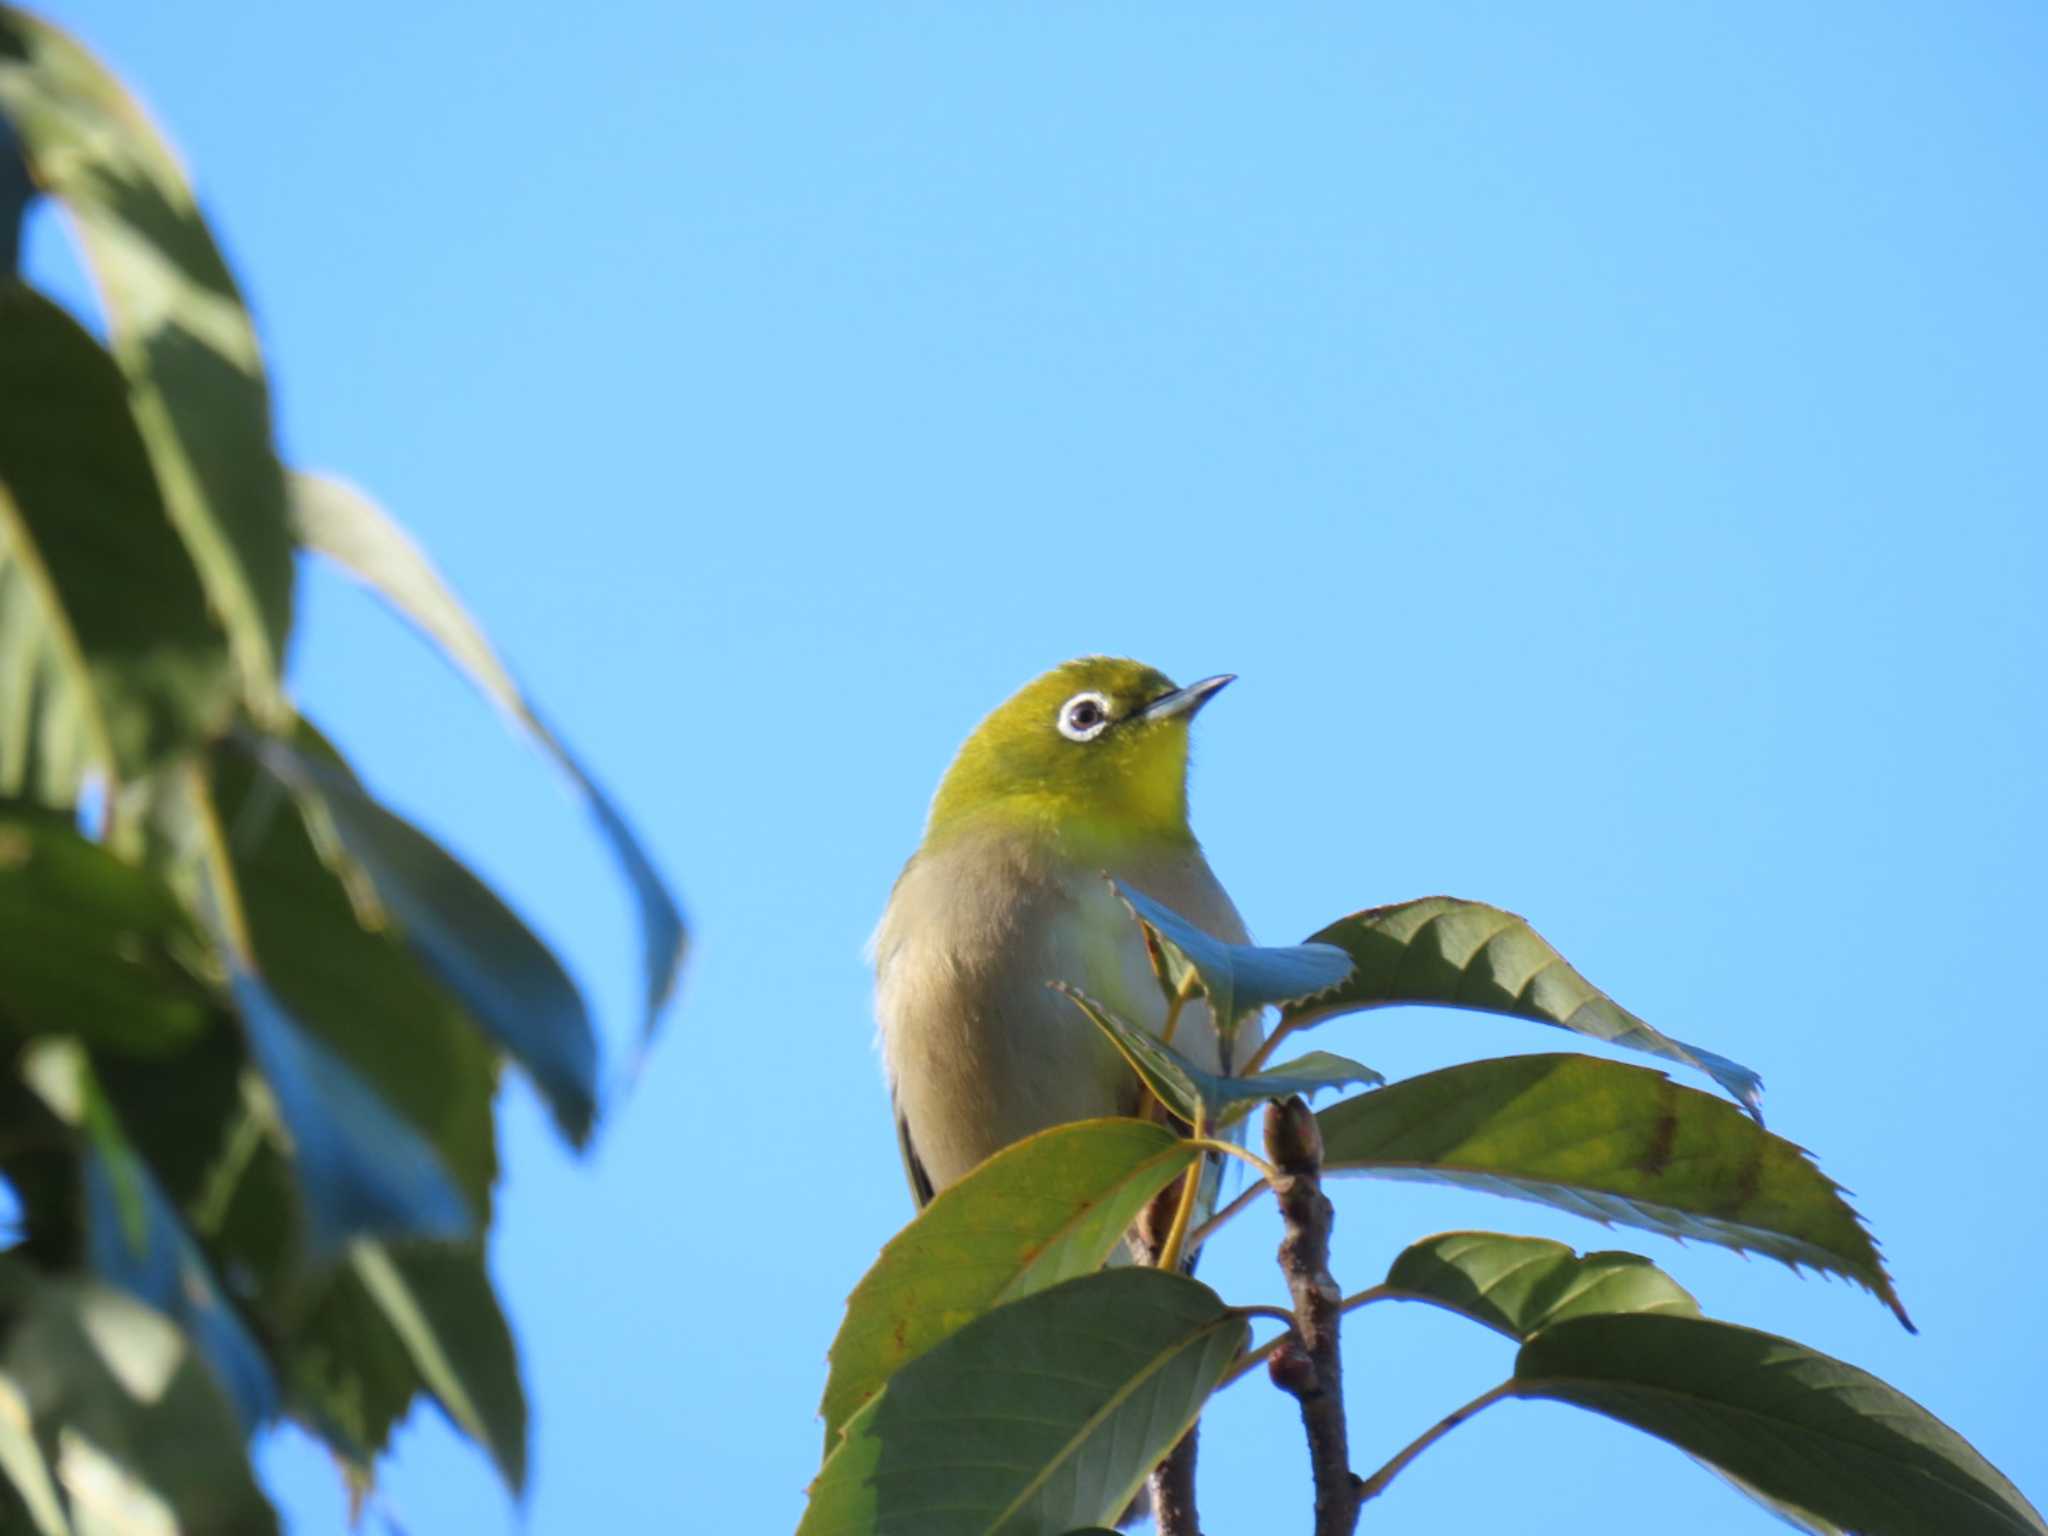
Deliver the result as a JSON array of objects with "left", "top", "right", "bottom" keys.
[
  {"left": 0, "top": 10, "right": 293, "bottom": 709},
  {"left": 0, "top": 286, "right": 235, "bottom": 802},
  {"left": 0, "top": 1265, "right": 277, "bottom": 1535},
  {"left": 347, "top": 1242, "right": 525, "bottom": 1493},
  {"left": 18, "top": 1039, "right": 276, "bottom": 1431},
  {"left": 1382, "top": 1231, "right": 1698, "bottom": 1341},
  {"left": 799, "top": 1269, "right": 1246, "bottom": 1536},
  {"left": 227, "top": 968, "right": 470, "bottom": 1254},
  {"left": 248, "top": 726, "right": 597, "bottom": 1147},
  {"left": 1317, "top": 1053, "right": 1910, "bottom": 1327},
  {"left": 0, "top": 111, "right": 25, "bottom": 273},
  {"left": 290, "top": 473, "right": 685, "bottom": 1053},
  {"left": 1287, "top": 897, "right": 1763, "bottom": 1118},
  {"left": 0, "top": 802, "right": 214, "bottom": 1054},
  {"left": 203, "top": 744, "right": 498, "bottom": 1228},
  {"left": 1513, "top": 1314, "right": 2046, "bottom": 1536},
  {"left": 821, "top": 1119, "right": 1199, "bottom": 1450},
  {"left": 0, "top": 1370, "right": 68, "bottom": 1535},
  {"left": 1116, "top": 880, "right": 1350, "bottom": 1033}
]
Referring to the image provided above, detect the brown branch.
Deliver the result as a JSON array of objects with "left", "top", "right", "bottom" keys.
[
  {"left": 1263, "top": 1096, "right": 1360, "bottom": 1536},
  {"left": 1147, "top": 1421, "right": 1201, "bottom": 1536}
]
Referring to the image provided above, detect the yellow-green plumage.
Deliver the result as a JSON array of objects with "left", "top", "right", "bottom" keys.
[{"left": 873, "top": 657, "right": 1253, "bottom": 1205}]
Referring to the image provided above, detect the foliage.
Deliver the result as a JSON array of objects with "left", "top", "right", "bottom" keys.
[
  {"left": 811, "top": 876, "right": 2043, "bottom": 1533},
  {"left": 0, "top": 9, "right": 684, "bottom": 1529}
]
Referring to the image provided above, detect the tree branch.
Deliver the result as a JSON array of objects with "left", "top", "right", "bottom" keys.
[
  {"left": 1147, "top": 1422, "right": 1201, "bottom": 1536},
  {"left": 1263, "top": 1096, "right": 1360, "bottom": 1536}
]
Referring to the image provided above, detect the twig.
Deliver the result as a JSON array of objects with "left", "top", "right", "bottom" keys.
[
  {"left": 1356, "top": 1383, "right": 1512, "bottom": 1507},
  {"left": 1187, "top": 1177, "right": 1271, "bottom": 1249},
  {"left": 1147, "top": 1421, "right": 1201, "bottom": 1536},
  {"left": 1263, "top": 1096, "right": 1360, "bottom": 1536}
]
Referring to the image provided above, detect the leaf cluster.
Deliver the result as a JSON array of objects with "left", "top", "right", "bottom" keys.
[
  {"left": 0, "top": 11, "right": 683, "bottom": 1529},
  {"left": 806, "top": 882, "right": 2041, "bottom": 1534}
]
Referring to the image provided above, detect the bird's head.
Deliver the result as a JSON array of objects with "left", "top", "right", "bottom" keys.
[{"left": 925, "top": 657, "right": 1233, "bottom": 853}]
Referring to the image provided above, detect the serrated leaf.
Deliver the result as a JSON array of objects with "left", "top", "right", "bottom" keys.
[
  {"left": 0, "top": 285, "right": 235, "bottom": 803},
  {"left": 1287, "top": 897, "right": 1763, "bottom": 1118},
  {"left": 1116, "top": 881, "right": 1350, "bottom": 1033},
  {"left": 17, "top": 1038, "right": 277, "bottom": 1432},
  {"left": 1317, "top": 1053, "right": 1910, "bottom": 1327},
  {"left": 1513, "top": 1314, "right": 2046, "bottom": 1536},
  {"left": 820, "top": 1118, "right": 1199, "bottom": 1450},
  {"left": 1382, "top": 1231, "right": 1698, "bottom": 1341},
  {"left": 290, "top": 473, "right": 684, "bottom": 1055},
  {"left": 348, "top": 1242, "right": 526, "bottom": 1494},
  {"left": 0, "top": 13, "right": 294, "bottom": 709},
  {"left": 799, "top": 1268, "right": 1246, "bottom": 1536},
  {"left": 1056, "top": 986, "right": 1379, "bottom": 1134},
  {"left": 0, "top": 803, "right": 214, "bottom": 1054},
  {"left": 0, "top": 1265, "right": 278, "bottom": 1535},
  {"left": 1052, "top": 984, "right": 1209, "bottom": 1126},
  {"left": 248, "top": 725, "right": 597, "bottom": 1147}
]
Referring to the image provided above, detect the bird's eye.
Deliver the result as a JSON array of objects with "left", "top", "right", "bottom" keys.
[{"left": 1057, "top": 691, "right": 1113, "bottom": 742}]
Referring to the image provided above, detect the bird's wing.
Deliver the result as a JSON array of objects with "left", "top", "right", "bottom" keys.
[{"left": 894, "top": 1097, "right": 936, "bottom": 1209}]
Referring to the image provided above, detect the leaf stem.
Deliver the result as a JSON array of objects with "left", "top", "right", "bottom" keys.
[
  {"left": 1357, "top": 1382, "right": 1513, "bottom": 1507},
  {"left": 1188, "top": 1177, "right": 1272, "bottom": 1248},
  {"left": 1186, "top": 1137, "right": 1280, "bottom": 1185},
  {"left": 1156, "top": 1111, "right": 1211, "bottom": 1272},
  {"left": 1239, "top": 1015, "right": 1301, "bottom": 1078}
]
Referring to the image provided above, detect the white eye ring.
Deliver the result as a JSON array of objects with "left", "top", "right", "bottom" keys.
[{"left": 1057, "top": 691, "right": 1113, "bottom": 742}]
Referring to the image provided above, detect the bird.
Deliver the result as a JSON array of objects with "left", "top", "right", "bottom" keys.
[{"left": 872, "top": 656, "right": 1253, "bottom": 1211}]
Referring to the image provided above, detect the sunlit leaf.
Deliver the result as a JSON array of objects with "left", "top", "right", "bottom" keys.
[
  {"left": 290, "top": 473, "right": 685, "bottom": 1055},
  {"left": 0, "top": 803, "right": 214, "bottom": 1054},
  {"left": 0, "top": 286, "right": 234, "bottom": 803},
  {"left": 1287, "top": 897, "right": 1763, "bottom": 1118},
  {"left": 0, "top": 1265, "right": 277, "bottom": 1535},
  {"left": 1381, "top": 1230, "right": 1697, "bottom": 1341},
  {"left": 0, "top": 12, "right": 293, "bottom": 710},
  {"left": 17, "top": 1038, "right": 277, "bottom": 1432},
  {"left": 247, "top": 726, "right": 596, "bottom": 1147},
  {"left": 1116, "top": 880, "right": 1350, "bottom": 1034},
  {"left": 1514, "top": 1314, "right": 2046, "bottom": 1536},
  {"left": 800, "top": 1269, "right": 1245, "bottom": 1536},
  {"left": 348, "top": 1242, "right": 526, "bottom": 1493},
  {"left": 820, "top": 1119, "right": 1199, "bottom": 1450},
  {"left": 1317, "top": 1053, "right": 1909, "bottom": 1327}
]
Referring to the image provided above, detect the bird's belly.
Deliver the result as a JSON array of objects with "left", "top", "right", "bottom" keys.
[{"left": 876, "top": 851, "right": 1246, "bottom": 1195}]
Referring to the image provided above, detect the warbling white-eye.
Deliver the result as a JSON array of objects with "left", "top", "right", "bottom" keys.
[{"left": 873, "top": 657, "right": 1251, "bottom": 1207}]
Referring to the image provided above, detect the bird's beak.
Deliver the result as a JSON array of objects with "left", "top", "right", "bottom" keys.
[{"left": 1137, "top": 673, "right": 1235, "bottom": 723}]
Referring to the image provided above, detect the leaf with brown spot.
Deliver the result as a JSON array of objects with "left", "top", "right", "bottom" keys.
[{"left": 1318, "top": 1053, "right": 1910, "bottom": 1328}]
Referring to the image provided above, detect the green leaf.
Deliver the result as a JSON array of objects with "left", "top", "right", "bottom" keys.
[
  {"left": 1056, "top": 985, "right": 1379, "bottom": 1132},
  {"left": 820, "top": 1118, "right": 1199, "bottom": 1450},
  {"left": 249, "top": 726, "right": 597, "bottom": 1147},
  {"left": 799, "top": 1268, "right": 1246, "bottom": 1536},
  {"left": 202, "top": 741, "right": 499, "bottom": 1228},
  {"left": 228, "top": 967, "right": 471, "bottom": 1253},
  {"left": 0, "top": 285, "right": 235, "bottom": 802},
  {"left": 0, "top": 803, "right": 215, "bottom": 1054},
  {"left": 1381, "top": 1231, "right": 1698, "bottom": 1341},
  {"left": 0, "top": 13, "right": 294, "bottom": 711},
  {"left": 1115, "top": 880, "right": 1351, "bottom": 1034},
  {"left": 347, "top": 1242, "right": 526, "bottom": 1494},
  {"left": 1287, "top": 897, "right": 1763, "bottom": 1118},
  {"left": 1317, "top": 1053, "right": 1910, "bottom": 1327},
  {"left": 1513, "top": 1314, "right": 2046, "bottom": 1536},
  {"left": 0, "top": 1265, "right": 278, "bottom": 1535},
  {"left": 290, "top": 473, "right": 685, "bottom": 1055},
  {"left": 16, "top": 1038, "right": 277, "bottom": 1432}
]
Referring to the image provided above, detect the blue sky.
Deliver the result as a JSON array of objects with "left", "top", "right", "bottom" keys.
[{"left": 26, "top": 4, "right": 2046, "bottom": 1531}]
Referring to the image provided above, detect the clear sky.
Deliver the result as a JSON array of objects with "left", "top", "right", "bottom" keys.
[{"left": 26, "top": 4, "right": 2046, "bottom": 1532}]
